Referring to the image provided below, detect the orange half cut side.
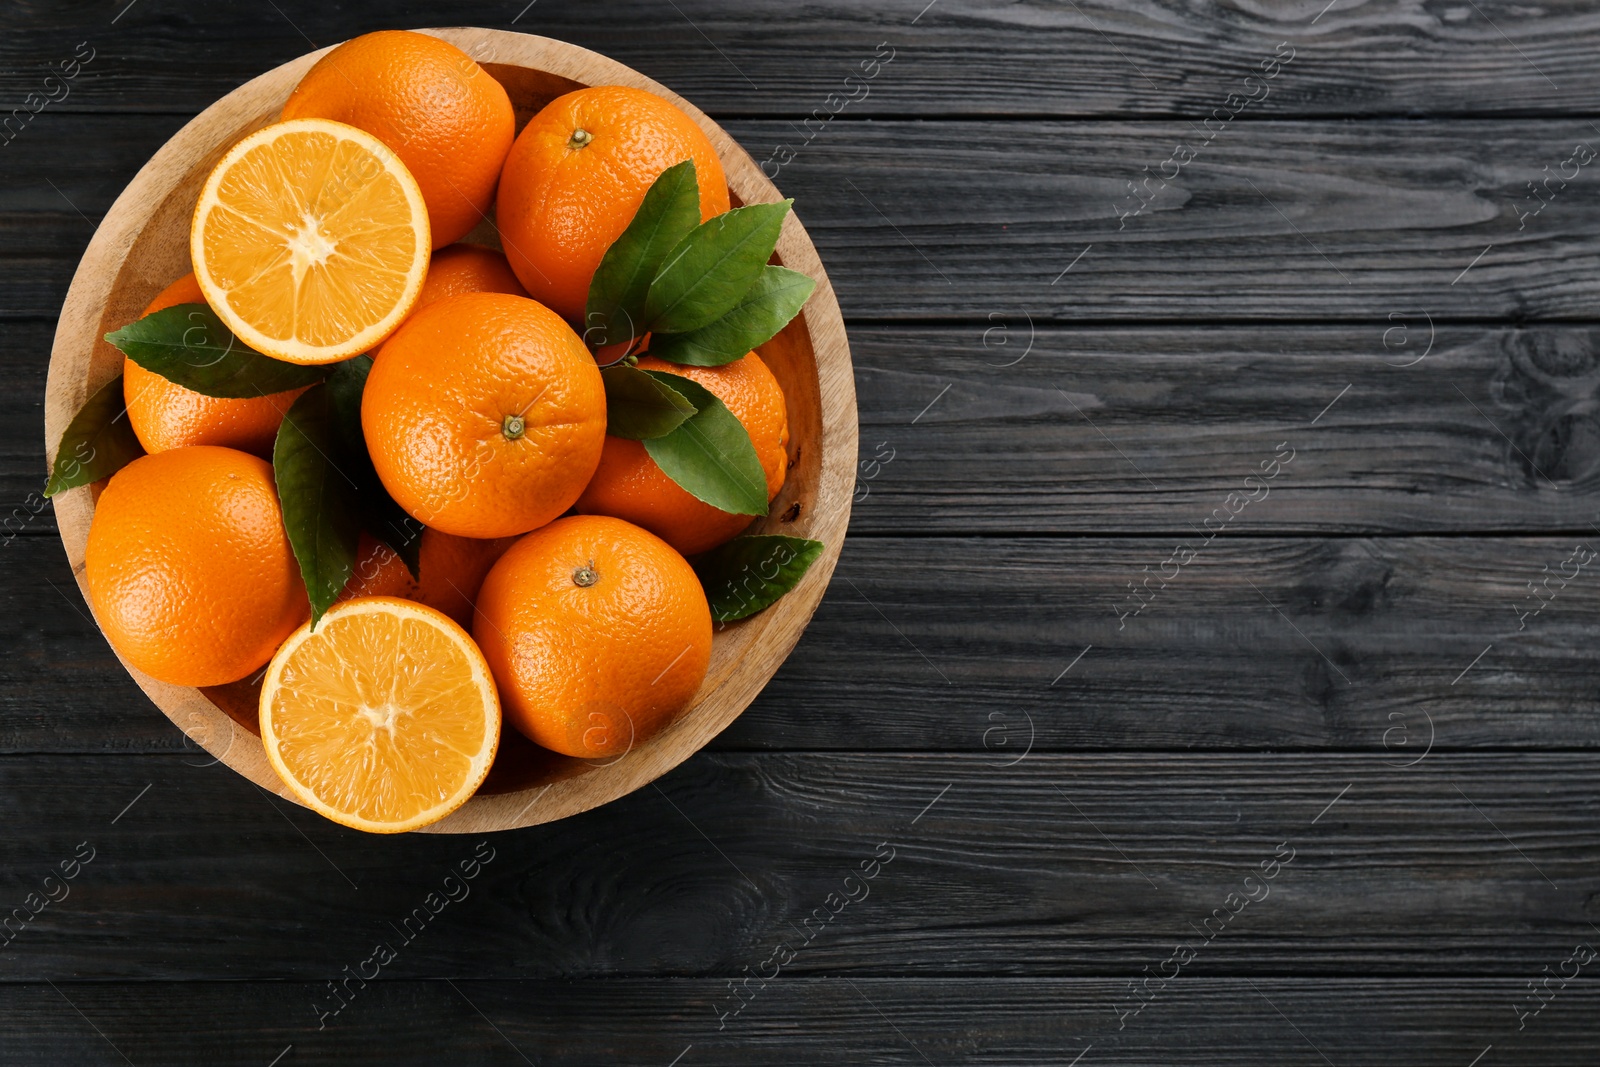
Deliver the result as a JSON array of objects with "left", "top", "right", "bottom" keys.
[
  {"left": 259, "top": 597, "right": 499, "bottom": 833},
  {"left": 191, "top": 118, "right": 431, "bottom": 365}
]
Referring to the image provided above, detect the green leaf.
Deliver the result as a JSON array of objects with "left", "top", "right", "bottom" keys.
[
  {"left": 324, "top": 355, "right": 374, "bottom": 459},
  {"left": 649, "top": 265, "right": 816, "bottom": 366},
  {"left": 644, "top": 200, "right": 792, "bottom": 335},
  {"left": 273, "top": 384, "right": 363, "bottom": 626},
  {"left": 602, "top": 364, "right": 698, "bottom": 440},
  {"left": 641, "top": 372, "right": 769, "bottom": 516},
  {"left": 324, "top": 355, "right": 422, "bottom": 577},
  {"left": 106, "top": 304, "right": 328, "bottom": 398},
  {"left": 585, "top": 160, "right": 701, "bottom": 352},
  {"left": 44, "top": 374, "right": 144, "bottom": 497},
  {"left": 693, "top": 535, "right": 825, "bottom": 622}
]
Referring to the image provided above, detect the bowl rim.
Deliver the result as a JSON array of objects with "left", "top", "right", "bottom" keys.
[{"left": 43, "top": 27, "right": 857, "bottom": 834}]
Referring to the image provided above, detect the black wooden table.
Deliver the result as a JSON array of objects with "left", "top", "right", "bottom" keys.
[{"left": 5, "top": 2, "right": 1600, "bottom": 1064}]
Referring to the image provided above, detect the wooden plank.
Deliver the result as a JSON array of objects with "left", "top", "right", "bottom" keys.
[
  {"left": 9, "top": 1, "right": 1600, "bottom": 119},
  {"left": 848, "top": 323, "right": 1600, "bottom": 533},
  {"left": 8, "top": 534, "right": 1600, "bottom": 753},
  {"left": 0, "top": 323, "right": 52, "bottom": 524},
  {"left": 22, "top": 316, "right": 1600, "bottom": 537},
  {"left": 773, "top": 118, "right": 1600, "bottom": 322},
  {"left": 744, "top": 536, "right": 1600, "bottom": 751},
  {"left": 12, "top": 117, "right": 1600, "bottom": 321},
  {"left": 0, "top": 977, "right": 1593, "bottom": 1065},
  {"left": 0, "top": 751, "right": 1596, "bottom": 982}
]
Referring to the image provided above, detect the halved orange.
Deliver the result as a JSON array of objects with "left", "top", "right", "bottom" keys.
[
  {"left": 259, "top": 597, "right": 499, "bottom": 833},
  {"left": 191, "top": 118, "right": 430, "bottom": 365}
]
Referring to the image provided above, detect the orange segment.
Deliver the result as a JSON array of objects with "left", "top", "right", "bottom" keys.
[
  {"left": 259, "top": 597, "right": 499, "bottom": 833},
  {"left": 191, "top": 118, "right": 430, "bottom": 365}
]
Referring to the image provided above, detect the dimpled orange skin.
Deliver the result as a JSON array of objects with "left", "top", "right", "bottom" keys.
[
  {"left": 575, "top": 352, "right": 789, "bottom": 556},
  {"left": 337, "top": 529, "right": 518, "bottom": 629},
  {"left": 495, "top": 85, "right": 730, "bottom": 323},
  {"left": 474, "top": 515, "right": 712, "bottom": 758},
  {"left": 361, "top": 292, "right": 606, "bottom": 539},
  {"left": 280, "top": 30, "right": 514, "bottom": 247},
  {"left": 415, "top": 244, "right": 528, "bottom": 311},
  {"left": 122, "top": 274, "right": 308, "bottom": 456},
  {"left": 85, "top": 446, "right": 308, "bottom": 687}
]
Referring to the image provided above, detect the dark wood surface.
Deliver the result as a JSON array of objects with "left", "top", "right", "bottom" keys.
[{"left": 5, "top": 2, "right": 1600, "bottom": 1064}]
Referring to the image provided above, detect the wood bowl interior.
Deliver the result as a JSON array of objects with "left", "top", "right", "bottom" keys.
[{"left": 43, "top": 28, "right": 856, "bottom": 833}]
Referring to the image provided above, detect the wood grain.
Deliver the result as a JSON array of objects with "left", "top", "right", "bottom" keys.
[
  {"left": 10, "top": 0, "right": 1600, "bottom": 119},
  {"left": 10, "top": 533, "right": 1600, "bottom": 753},
  {"left": 7, "top": 3, "right": 1600, "bottom": 1062},
  {"left": 0, "top": 751, "right": 1596, "bottom": 980},
  {"left": 0, "top": 978, "right": 1594, "bottom": 1065},
  {"left": 20, "top": 320, "right": 1600, "bottom": 537},
  {"left": 770, "top": 118, "right": 1600, "bottom": 322},
  {"left": 15, "top": 117, "right": 1600, "bottom": 321},
  {"left": 842, "top": 323, "right": 1600, "bottom": 533},
  {"left": 40, "top": 29, "right": 857, "bottom": 833}
]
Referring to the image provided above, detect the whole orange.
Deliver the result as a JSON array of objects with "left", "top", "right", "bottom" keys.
[
  {"left": 415, "top": 244, "right": 528, "bottom": 310},
  {"left": 85, "top": 446, "right": 308, "bottom": 687},
  {"left": 281, "top": 30, "right": 514, "bottom": 246},
  {"left": 473, "top": 515, "right": 712, "bottom": 758},
  {"left": 575, "top": 352, "right": 789, "bottom": 556},
  {"left": 361, "top": 292, "right": 606, "bottom": 539},
  {"left": 338, "top": 528, "right": 517, "bottom": 629},
  {"left": 496, "top": 85, "right": 730, "bottom": 323},
  {"left": 122, "top": 274, "right": 308, "bottom": 456}
]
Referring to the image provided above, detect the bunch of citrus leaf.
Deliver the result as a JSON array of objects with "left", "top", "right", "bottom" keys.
[
  {"left": 582, "top": 159, "right": 822, "bottom": 621},
  {"left": 588, "top": 160, "right": 813, "bottom": 515}
]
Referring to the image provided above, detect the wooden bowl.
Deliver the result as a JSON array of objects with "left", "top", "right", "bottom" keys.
[{"left": 43, "top": 28, "right": 855, "bottom": 833}]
